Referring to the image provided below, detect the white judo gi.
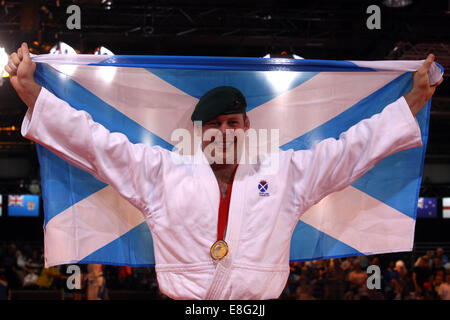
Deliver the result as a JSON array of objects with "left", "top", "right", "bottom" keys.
[{"left": 21, "top": 87, "right": 422, "bottom": 300}]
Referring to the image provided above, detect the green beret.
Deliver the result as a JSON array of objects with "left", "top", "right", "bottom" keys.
[{"left": 191, "top": 86, "right": 247, "bottom": 123}]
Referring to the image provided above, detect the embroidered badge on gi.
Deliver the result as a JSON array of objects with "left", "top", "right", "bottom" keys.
[{"left": 258, "top": 180, "right": 270, "bottom": 197}]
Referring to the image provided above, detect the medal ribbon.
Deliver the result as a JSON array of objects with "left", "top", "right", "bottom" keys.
[{"left": 217, "top": 166, "right": 238, "bottom": 241}]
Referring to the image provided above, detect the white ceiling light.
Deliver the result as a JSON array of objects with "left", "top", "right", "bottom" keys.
[
  {"left": 94, "top": 46, "right": 114, "bottom": 55},
  {"left": 49, "top": 42, "right": 77, "bottom": 76},
  {"left": 262, "top": 52, "right": 303, "bottom": 92},
  {"left": 50, "top": 42, "right": 77, "bottom": 55},
  {"left": 0, "top": 47, "right": 9, "bottom": 78}
]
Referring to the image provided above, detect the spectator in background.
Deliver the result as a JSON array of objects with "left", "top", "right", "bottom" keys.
[
  {"left": 357, "top": 255, "right": 369, "bottom": 270},
  {"left": 27, "top": 249, "right": 43, "bottom": 273},
  {"left": 370, "top": 256, "right": 380, "bottom": 267},
  {"left": 347, "top": 260, "right": 367, "bottom": 287},
  {"left": 102, "top": 265, "right": 120, "bottom": 289},
  {"left": 21, "top": 249, "right": 43, "bottom": 289},
  {"left": 35, "top": 266, "right": 67, "bottom": 290},
  {"left": 413, "top": 256, "right": 433, "bottom": 292},
  {"left": 300, "top": 261, "right": 314, "bottom": 283},
  {"left": 392, "top": 260, "right": 415, "bottom": 300},
  {"left": 311, "top": 260, "right": 327, "bottom": 300},
  {"left": 438, "top": 273, "right": 450, "bottom": 300},
  {"left": 431, "top": 257, "right": 446, "bottom": 278},
  {"left": 383, "top": 260, "right": 399, "bottom": 298},
  {"left": 435, "top": 248, "right": 448, "bottom": 266},
  {"left": 147, "top": 267, "right": 161, "bottom": 298},
  {"left": 425, "top": 251, "right": 434, "bottom": 267},
  {"left": 138, "top": 267, "right": 154, "bottom": 292},
  {"left": 118, "top": 266, "right": 133, "bottom": 289},
  {"left": 296, "top": 276, "right": 316, "bottom": 300},
  {"left": 14, "top": 250, "right": 27, "bottom": 286},
  {"left": 340, "top": 257, "right": 354, "bottom": 276},
  {"left": 86, "top": 264, "right": 108, "bottom": 300},
  {"left": 324, "top": 259, "right": 346, "bottom": 300},
  {"left": 433, "top": 273, "right": 444, "bottom": 296},
  {"left": 394, "top": 260, "right": 406, "bottom": 274},
  {"left": 133, "top": 266, "right": 150, "bottom": 291},
  {"left": 444, "top": 263, "right": 450, "bottom": 275},
  {"left": 285, "top": 263, "right": 301, "bottom": 299},
  {"left": 346, "top": 260, "right": 369, "bottom": 300},
  {"left": 292, "top": 262, "right": 302, "bottom": 275},
  {"left": 422, "top": 281, "right": 439, "bottom": 300}
]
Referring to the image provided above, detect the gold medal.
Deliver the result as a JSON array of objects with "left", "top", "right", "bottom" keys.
[{"left": 210, "top": 240, "right": 229, "bottom": 260}]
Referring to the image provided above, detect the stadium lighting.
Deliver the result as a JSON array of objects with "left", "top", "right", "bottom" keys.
[
  {"left": 94, "top": 46, "right": 116, "bottom": 82},
  {"left": 101, "top": 0, "right": 113, "bottom": 10},
  {"left": 94, "top": 46, "right": 114, "bottom": 55},
  {"left": 263, "top": 51, "right": 304, "bottom": 59},
  {"left": 49, "top": 42, "right": 77, "bottom": 55},
  {"left": 0, "top": 47, "right": 9, "bottom": 78},
  {"left": 265, "top": 70, "right": 297, "bottom": 93},
  {"left": 49, "top": 42, "right": 77, "bottom": 76}
]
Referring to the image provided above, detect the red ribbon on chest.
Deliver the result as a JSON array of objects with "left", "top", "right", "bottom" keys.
[{"left": 217, "top": 166, "right": 238, "bottom": 241}]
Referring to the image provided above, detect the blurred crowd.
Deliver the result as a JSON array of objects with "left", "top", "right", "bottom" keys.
[
  {"left": 0, "top": 242, "right": 166, "bottom": 300},
  {"left": 281, "top": 248, "right": 450, "bottom": 300},
  {"left": 1, "top": 241, "right": 449, "bottom": 300}
]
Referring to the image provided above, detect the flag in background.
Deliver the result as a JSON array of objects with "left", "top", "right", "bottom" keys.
[
  {"left": 443, "top": 198, "right": 450, "bottom": 219},
  {"left": 417, "top": 197, "right": 438, "bottom": 218},
  {"left": 8, "top": 194, "right": 40, "bottom": 217},
  {"left": 30, "top": 54, "right": 443, "bottom": 267}
]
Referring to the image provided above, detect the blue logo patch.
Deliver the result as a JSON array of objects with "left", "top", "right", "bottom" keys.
[{"left": 258, "top": 180, "right": 270, "bottom": 197}]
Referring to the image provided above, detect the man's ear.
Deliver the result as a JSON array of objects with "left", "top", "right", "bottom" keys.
[{"left": 244, "top": 115, "right": 250, "bottom": 131}]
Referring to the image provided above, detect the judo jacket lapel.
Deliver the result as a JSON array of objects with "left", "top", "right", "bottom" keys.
[{"left": 204, "top": 163, "right": 251, "bottom": 300}]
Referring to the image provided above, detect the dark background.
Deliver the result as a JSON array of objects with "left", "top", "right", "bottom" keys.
[{"left": 0, "top": 0, "right": 449, "bottom": 246}]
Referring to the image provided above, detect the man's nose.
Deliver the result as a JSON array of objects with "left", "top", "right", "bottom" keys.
[{"left": 218, "top": 124, "right": 232, "bottom": 136}]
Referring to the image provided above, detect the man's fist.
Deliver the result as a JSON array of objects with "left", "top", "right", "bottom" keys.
[
  {"left": 5, "top": 42, "right": 41, "bottom": 108},
  {"left": 405, "top": 54, "right": 444, "bottom": 116}
]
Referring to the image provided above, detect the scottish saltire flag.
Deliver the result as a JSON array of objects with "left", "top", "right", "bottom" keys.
[{"left": 30, "top": 54, "right": 443, "bottom": 267}]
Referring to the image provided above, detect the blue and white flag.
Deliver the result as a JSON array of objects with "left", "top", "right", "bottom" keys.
[
  {"left": 30, "top": 54, "right": 443, "bottom": 267},
  {"left": 8, "top": 194, "right": 40, "bottom": 217}
]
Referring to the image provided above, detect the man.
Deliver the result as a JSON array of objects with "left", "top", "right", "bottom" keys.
[
  {"left": 6, "top": 43, "right": 442, "bottom": 300},
  {"left": 436, "top": 247, "right": 449, "bottom": 266}
]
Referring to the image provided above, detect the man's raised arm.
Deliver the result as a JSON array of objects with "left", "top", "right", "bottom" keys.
[
  {"left": 5, "top": 42, "right": 166, "bottom": 216},
  {"left": 405, "top": 54, "right": 444, "bottom": 116},
  {"left": 291, "top": 55, "right": 443, "bottom": 213},
  {"left": 5, "top": 43, "right": 41, "bottom": 109}
]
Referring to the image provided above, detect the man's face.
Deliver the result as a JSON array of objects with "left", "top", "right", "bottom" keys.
[{"left": 200, "top": 113, "right": 250, "bottom": 165}]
